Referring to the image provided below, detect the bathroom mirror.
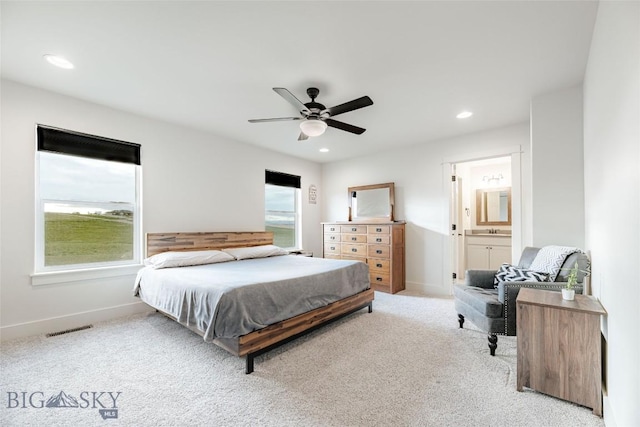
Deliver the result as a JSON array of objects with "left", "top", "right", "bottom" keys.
[
  {"left": 348, "top": 182, "right": 395, "bottom": 221},
  {"left": 476, "top": 187, "right": 511, "bottom": 225}
]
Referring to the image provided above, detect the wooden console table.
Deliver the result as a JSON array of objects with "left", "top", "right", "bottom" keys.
[{"left": 516, "top": 288, "right": 606, "bottom": 416}]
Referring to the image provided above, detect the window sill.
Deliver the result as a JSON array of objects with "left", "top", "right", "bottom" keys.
[{"left": 31, "top": 264, "right": 143, "bottom": 286}]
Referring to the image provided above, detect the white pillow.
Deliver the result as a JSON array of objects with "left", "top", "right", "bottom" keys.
[
  {"left": 223, "top": 244, "right": 289, "bottom": 260},
  {"left": 144, "top": 250, "right": 235, "bottom": 269}
]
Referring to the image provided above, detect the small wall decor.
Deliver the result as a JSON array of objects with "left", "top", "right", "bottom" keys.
[{"left": 308, "top": 185, "right": 317, "bottom": 204}]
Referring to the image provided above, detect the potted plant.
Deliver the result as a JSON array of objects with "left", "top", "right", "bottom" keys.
[{"left": 562, "top": 262, "right": 579, "bottom": 300}]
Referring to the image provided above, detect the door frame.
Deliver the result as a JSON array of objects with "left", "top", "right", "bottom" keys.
[{"left": 441, "top": 145, "right": 523, "bottom": 294}]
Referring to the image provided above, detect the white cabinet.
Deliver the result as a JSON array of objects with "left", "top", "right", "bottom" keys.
[{"left": 465, "top": 235, "right": 511, "bottom": 271}]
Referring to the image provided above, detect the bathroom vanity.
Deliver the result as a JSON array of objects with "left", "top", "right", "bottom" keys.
[{"left": 465, "top": 230, "right": 512, "bottom": 270}]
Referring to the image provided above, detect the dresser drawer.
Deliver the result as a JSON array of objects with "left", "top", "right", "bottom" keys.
[
  {"left": 343, "top": 234, "right": 367, "bottom": 243},
  {"left": 368, "top": 244, "right": 390, "bottom": 258},
  {"left": 368, "top": 225, "right": 390, "bottom": 234},
  {"left": 367, "top": 234, "right": 390, "bottom": 244},
  {"left": 324, "top": 233, "right": 341, "bottom": 242},
  {"left": 370, "top": 272, "right": 390, "bottom": 286},
  {"left": 368, "top": 258, "right": 390, "bottom": 272},
  {"left": 324, "top": 243, "right": 341, "bottom": 255},
  {"left": 323, "top": 224, "right": 340, "bottom": 233},
  {"left": 341, "top": 243, "right": 367, "bottom": 256},
  {"left": 341, "top": 225, "right": 367, "bottom": 234}
]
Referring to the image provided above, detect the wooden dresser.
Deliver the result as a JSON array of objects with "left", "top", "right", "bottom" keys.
[
  {"left": 516, "top": 288, "right": 607, "bottom": 416},
  {"left": 322, "top": 221, "right": 405, "bottom": 294}
]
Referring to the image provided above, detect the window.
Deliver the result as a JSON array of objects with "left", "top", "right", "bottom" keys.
[
  {"left": 265, "top": 170, "right": 301, "bottom": 249},
  {"left": 35, "top": 125, "right": 141, "bottom": 273}
]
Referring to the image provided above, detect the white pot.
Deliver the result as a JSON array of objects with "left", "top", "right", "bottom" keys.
[{"left": 562, "top": 288, "right": 575, "bottom": 301}]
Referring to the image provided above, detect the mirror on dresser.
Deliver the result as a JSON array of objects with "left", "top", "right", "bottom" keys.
[
  {"left": 476, "top": 187, "right": 511, "bottom": 226},
  {"left": 348, "top": 182, "right": 395, "bottom": 221}
]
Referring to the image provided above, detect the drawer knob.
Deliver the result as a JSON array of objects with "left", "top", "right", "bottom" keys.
[
  {"left": 376, "top": 238, "right": 382, "bottom": 242},
  {"left": 376, "top": 250, "right": 382, "bottom": 254},
  {"left": 376, "top": 228, "right": 382, "bottom": 232},
  {"left": 351, "top": 248, "right": 357, "bottom": 252},
  {"left": 330, "top": 246, "right": 335, "bottom": 250},
  {"left": 331, "top": 236, "right": 335, "bottom": 240},
  {"left": 351, "top": 228, "right": 357, "bottom": 232},
  {"left": 376, "top": 263, "right": 382, "bottom": 268},
  {"left": 376, "top": 277, "right": 382, "bottom": 281},
  {"left": 351, "top": 237, "right": 356, "bottom": 241}
]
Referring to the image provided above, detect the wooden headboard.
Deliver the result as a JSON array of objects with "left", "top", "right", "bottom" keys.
[{"left": 146, "top": 231, "right": 274, "bottom": 257}]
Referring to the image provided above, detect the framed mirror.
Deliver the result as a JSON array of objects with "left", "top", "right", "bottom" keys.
[
  {"left": 348, "top": 182, "right": 395, "bottom": 221},
  {"left": 476, "top": 187, "right": 511, "bottom": 225}
]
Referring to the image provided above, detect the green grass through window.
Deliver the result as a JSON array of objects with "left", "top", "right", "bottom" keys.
[
  {"left": 266, "top": 224, "right": 295, "bottom": 248},
  {"left": 44, "top": 212, "right": 133, "bottom": 266}
]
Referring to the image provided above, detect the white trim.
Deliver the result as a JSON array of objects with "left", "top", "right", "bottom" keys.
[
  {"left": 0, "top": 301, "right": 154, "bottom": 341},
  {"left": 31, "top": 264, "right": 143, "bottom": 286},
  {"left": 33, "top": 150, "right": 142, "bottom": 274},
  {"left": 509, "top": 152, "right": 523, "bottom": 260},
  {"left": 441, "top": 145, "right": 523, "bottom": 165}
]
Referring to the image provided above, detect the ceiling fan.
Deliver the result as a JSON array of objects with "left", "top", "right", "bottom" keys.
[{"left": 249, "top": 87, "right": 373, "bottom": 141}]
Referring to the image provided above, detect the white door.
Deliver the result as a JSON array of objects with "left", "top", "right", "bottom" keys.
[{"left": 450, "top": 171, "right": 464, "bottom": 282}]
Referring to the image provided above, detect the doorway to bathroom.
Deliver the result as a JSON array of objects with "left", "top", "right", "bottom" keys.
[{"left": 449, "top": 156, "right": 515, "bottom": 284}]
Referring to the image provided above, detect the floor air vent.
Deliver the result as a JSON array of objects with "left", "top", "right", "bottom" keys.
[{"left": 46, "top": 324, "right": 93, "bottom": 337}]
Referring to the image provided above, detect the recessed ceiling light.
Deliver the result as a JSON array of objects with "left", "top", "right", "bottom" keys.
[
  {"left": 456, "top": 111, "right": 473, "bottom": 119},
  {"left": 43, "top": 54, "right": 74, "bottom": 69},
  {"left": 319, "top": 148, "right": 329, "bottom": 153}
]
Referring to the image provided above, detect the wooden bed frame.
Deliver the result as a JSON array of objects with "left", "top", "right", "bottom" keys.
[{"left": 145, "top": 231, "right": 374, "bottom": 373}]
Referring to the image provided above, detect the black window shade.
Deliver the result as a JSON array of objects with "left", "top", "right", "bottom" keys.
[
  {"left": 265, "top": 170, "right": 300, "bottom": 189},
  {"left": 37, "top": 125, "right": 141, "bottom": 165}
]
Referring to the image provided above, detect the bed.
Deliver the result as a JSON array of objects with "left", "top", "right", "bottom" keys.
[{"left": 134, "top": 231, "right": 374, "bottom": 373}]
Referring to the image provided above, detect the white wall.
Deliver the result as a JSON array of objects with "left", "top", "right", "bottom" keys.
[
  {"left": 322, "top": 123, "right": 530, "bottom": 295},
  {"left": 530, "top": 85, "right": 585, "bottom": 248},
  {"left": 583, "top": 2, "right": 640, "bottom": 426},
  {"left": 0, "top": 80, "right": 323, "bottom": 339}
]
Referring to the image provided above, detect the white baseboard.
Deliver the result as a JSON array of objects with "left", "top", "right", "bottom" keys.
[
  {"left": 405, "top": 280, "right": 452, "bottom": 297},
  {"left": 0, "top": 301, "right": 154, "bottom": 341}
]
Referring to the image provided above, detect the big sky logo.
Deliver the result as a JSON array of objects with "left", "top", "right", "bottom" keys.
[{"left": 6, "top": 390, "right": 121, "bottom": 420}]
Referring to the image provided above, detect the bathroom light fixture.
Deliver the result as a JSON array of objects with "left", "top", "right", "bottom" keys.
[
  {"left": 482, "top": 174, "right": 503, "bottom": 185},
  {"left": 299, "top": 119, "right": 327, "bottom": 137},
  {"left": 43, "top": 54, "right": 74, "bottom": 69},
  {"left": 456, "top": 111, "right": 473, "bottom": 119},
  {"left": 319, "top": 148, "right": 329, "bottom": 153}
]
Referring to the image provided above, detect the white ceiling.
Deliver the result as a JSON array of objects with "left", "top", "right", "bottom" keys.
[{"left": 1, "top": 1, "right": 598, "bottom": 163}]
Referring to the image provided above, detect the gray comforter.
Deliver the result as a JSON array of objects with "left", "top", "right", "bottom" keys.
[{"left": 133, "top": 255, "right": 370, "bottom": 341}]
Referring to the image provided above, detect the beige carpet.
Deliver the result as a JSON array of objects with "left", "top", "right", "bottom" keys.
[{"left": 0, "top": 291, "right": 605, "bottom": 426}]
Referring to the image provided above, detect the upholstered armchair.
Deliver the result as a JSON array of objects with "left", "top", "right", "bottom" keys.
[{"left": 454, "top": 246, "right": 590, "bottom": 355}]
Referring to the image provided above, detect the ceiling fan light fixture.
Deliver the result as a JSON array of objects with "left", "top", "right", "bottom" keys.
[{"left": 299, "top": 119, "right": 327, "bottom": 137}]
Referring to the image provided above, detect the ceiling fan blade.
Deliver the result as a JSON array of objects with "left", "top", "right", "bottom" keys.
[
  {"left": 248, "top": 117, "right": 301, "bottom": 123},
  {"left": 273, "top": 88, "right": 311, "bottom": 115},
  {"left": 325, "top": 118, "right": 366, "bottom": 135},
  {"left": 326, "top": 96, "right": 373, "bottom": 117},
  {"left": 298, "top": 132, "right": 309, "bottom": 141}
]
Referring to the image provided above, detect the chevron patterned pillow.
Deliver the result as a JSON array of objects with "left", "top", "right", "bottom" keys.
[
  {"left": 493, "top": 263, "right": 550, "bottom": 285},
  {"left": 528, "top": 246, "right": 582, "bottom": 281}
]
